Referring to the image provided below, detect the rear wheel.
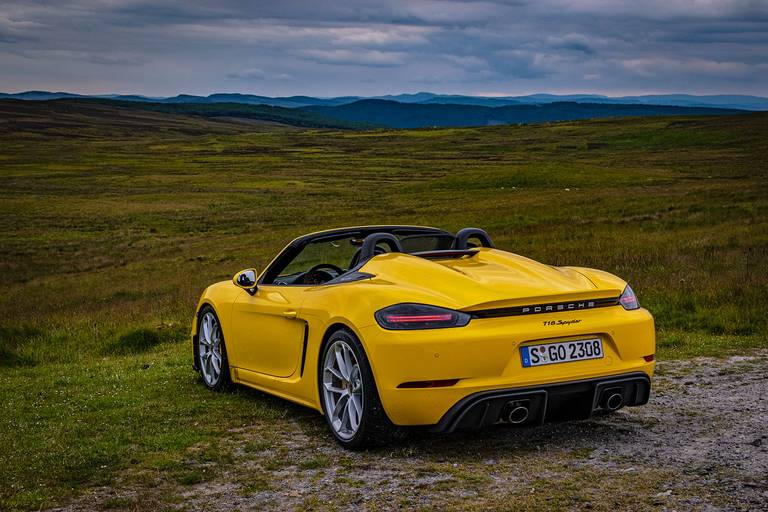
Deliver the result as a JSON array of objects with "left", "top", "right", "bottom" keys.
[
  {"left": 196, "top": 306, "right": 231, "bottom": 391},
  {"left": 320, "top": 327, "right": 400, "bottom": 449}
]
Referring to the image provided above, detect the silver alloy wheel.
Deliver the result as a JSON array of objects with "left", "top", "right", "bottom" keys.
[
  {"left": 198, "top": 311, "right": 223, "bottom": 386},
  {"left": 322, "top": 339, "right": 364, "bottom": 440}
]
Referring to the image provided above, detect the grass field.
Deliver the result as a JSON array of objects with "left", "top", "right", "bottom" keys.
[{"left": 1, "top": 102, "right": 767, "bottom": 510}]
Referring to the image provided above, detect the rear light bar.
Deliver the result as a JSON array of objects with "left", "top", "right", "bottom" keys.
[{"left": 385, "top": 314, "right": 453, "bottom": 323}]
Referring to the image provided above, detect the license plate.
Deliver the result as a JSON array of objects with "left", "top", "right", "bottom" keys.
[{"left": 520, "top": 338, "right": 603, "bottom": 367}]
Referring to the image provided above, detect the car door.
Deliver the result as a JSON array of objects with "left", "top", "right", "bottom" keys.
[{"left": 229, "top": 285, "right": 307, "bottom": 378}]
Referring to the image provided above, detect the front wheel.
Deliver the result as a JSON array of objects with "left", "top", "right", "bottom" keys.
[
  {"left": 196, "top": 305, "right": 231, "bottom": 391},
  {"left": 320, "top": 328, "right": 400, "bottom": 449}
]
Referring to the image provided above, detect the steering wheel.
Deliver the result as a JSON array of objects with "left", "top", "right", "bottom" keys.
[
  {"left": 306, "top": 263, "right": 344, "bottom": 275},
  {"left": 300, "top": 263, "right": 345, "bottom": 285}
]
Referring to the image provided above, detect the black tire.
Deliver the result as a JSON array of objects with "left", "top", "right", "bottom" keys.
[
  {"left": 196, "top": 305, "right": 232, "bottom": 391},
  {"left": 319, "top": 327, "right": 403, "bottom": 450}
]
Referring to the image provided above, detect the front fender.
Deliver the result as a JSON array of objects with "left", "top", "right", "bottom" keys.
[{"left": 190, "top": 280, "right": 244, "bottom": 369}]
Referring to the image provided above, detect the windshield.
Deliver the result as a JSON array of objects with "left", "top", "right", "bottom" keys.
[
  {"left": 263, "top": 229, "right": 457, "bottom": 286},
  {"left": 279, "top": 236, "right": 361, "bottom": 279}
]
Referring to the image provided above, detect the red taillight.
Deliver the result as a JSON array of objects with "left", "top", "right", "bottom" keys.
[
  {"left": 397, "top": 379, "right": 460, "bottom": 389},
  {"left": 375, "top": 303, "right": 471, "bottom": 330},
  {"left": 619, "top": 285, "right": 640, "bottom": 310},
  {"left": 643, "top": 354, "right": 655, "bottom": 362},
  {"left": 385, "top": 314, "right": 453, "bottom": 323}
]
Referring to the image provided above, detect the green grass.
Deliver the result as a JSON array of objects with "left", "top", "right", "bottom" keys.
[{"left": 0, "top": 103, "right": 766, "bottom": 509}]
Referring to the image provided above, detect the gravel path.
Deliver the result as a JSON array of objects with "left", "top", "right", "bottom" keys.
[
  {"left": 583, "top": 352, "right": 768, "bottom": 509},
  {"left": 57, "top": 351, "right": 768, "bottom": 511}
]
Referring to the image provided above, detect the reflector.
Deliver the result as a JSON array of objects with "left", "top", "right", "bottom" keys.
[{"left": 397, "top": 379, "right": 460, "bottom": 389}]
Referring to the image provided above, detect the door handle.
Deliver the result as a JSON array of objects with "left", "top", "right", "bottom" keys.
[{"left": 282, "top": 310, "right": 298, "bottom": 319}]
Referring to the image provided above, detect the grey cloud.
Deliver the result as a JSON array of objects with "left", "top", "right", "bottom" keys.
[
  {"left": 227, "top": 68, "right": 292, "bottom": 80},
  {"left": 296, "top": 49, "right": 407, "bottom": 67},
  {"left": 84, "top": 54, "right": 148, "bottom": 66},
  {"left": 620, "top": 57, "right": 768, "bottom": 79},
  {"left": 0, "top": 0, "right": 766, "bottom": 96},
  {"left": 545, "top": 34, "right": 597, "bottom": 56},
  {"left": 227, "top": 67, "right": 267, "bottom": 79},
  {"left": 0, "top": 13, "right": 40, "bottom": 43}
]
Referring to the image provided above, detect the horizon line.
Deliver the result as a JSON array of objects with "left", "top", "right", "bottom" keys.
[{"left": 2, "top": 89, "right": 767, "bottom": 100}]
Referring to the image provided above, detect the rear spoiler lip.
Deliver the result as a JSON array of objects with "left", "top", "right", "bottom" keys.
[
  {"left": 469, "top": 296, "right": 621, "bottom": 318},
  {"left": 463, "top": 291, "right": 623, "bottom": 319},
  {"left": 411, "top": 249, "right": 478, "bottom": 259}
]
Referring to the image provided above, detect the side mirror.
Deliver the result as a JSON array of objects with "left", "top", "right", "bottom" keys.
[{"left": 233, "top": 268, "right": 258, "bottom": 295}]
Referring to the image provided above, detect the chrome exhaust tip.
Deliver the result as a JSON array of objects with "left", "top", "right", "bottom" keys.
[
  {"left": 507, "top": 405, "right": 530, "bottom": 424},
  {"left": 605, "top": 393, "right": 624, "bottom": 411}
]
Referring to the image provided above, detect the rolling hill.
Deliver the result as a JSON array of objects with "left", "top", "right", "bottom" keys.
[
  {"left": 301, "top": 99, "right": 745, "bottom": 128},
  {"left": 97, "top": 99, "right": 370, "bottom": 128},
  {"left": 0, "top": 98, "right": 369, "bottom": 133},
  {"left": 0, "top": 99, "right": 259, "bottom": 137},
  {"left": 0, "top": 96, "right": 751, "bottom": 131}
]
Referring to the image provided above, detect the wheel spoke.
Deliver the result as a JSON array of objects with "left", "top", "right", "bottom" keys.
[
  {"left": 332, "top": 393, "right": 347, "bottom": 424},
  {"left": 203, "top": 315, "right": 211, "bottom": 342},
  {"left": 340, "top": 396, "right": 351, "bottom": 433},
  {"left": 211, "top": 353, "right": 221, "bottom": 374},
  {"left": 351, "top": 393, "right": 362, "bottom": 417},
  {"left": 203, "top": 352, "right": 211, "bottom": 380},
  {"left": 346, "top": 394, "right": 358, "bottom": 430},
  {"left": 324, "top": 381, "right": 345, "bottom": 395},
  {"left": 342, "top": 344, "right": 353, "bottom": 379},
  {"left": 212, "top": 319, "right": 219, "bottom": 343},
  {"left": 327, "top": 366, "right": 344, "bottom": 381},
  {"left": 334, "top": 346, "right": 348, "bottom": 380}
]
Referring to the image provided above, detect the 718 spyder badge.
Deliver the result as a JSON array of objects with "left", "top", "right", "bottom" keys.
[{"left": 542, "top": 319, "right": 582, "bottom": 326}]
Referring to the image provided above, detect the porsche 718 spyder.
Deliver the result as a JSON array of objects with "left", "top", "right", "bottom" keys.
[{"left": 192, "top": 226, "right": 655, "bottom": 449}]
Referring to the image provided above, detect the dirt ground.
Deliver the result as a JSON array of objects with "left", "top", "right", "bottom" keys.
[{"left": 55, "top": 351, "right": 768, "bottom": 512}]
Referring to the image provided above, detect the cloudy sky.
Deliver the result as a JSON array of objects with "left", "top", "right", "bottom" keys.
[{"left": 1, "top": 0, "right": 767, "bottom": 97}]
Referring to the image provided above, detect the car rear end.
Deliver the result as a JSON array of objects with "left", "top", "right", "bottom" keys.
[{"left": 360, "top": 286, "right": 655, "bottom": 430}]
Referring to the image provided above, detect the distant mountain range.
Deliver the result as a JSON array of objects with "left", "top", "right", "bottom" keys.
[
  {"left": 303, "top": 100, "right": 744, "bottom": 129},
  {"left": 2, "top": 90, "right": 767, "bottom": 111},
  {"left": 0, "top": 92, "right": 756, "bottom": 129}
]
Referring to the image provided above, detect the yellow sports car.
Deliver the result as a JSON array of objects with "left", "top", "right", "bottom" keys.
[{"left": 192, "top": 226, "right": 655, "bottom": 449}]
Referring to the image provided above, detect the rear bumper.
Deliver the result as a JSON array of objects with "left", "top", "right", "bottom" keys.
[
  {"left": 431, "top": 372, "right": 651, "bottom": 433},
  {"left": 359, "top": 306, "right": 655, "bottom": 426}
]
